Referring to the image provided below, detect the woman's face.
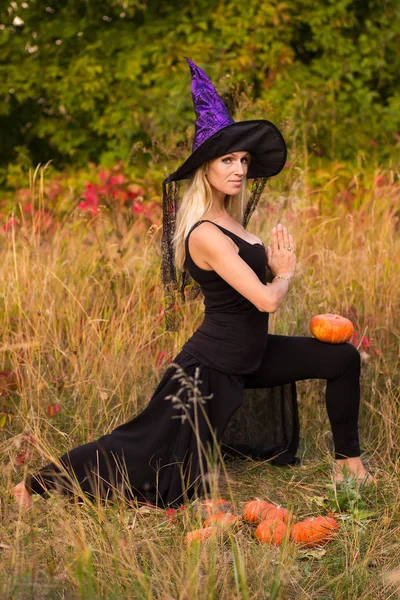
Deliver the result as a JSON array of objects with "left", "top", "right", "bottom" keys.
[{"left": 206, "top": 151, "right": 250, "bottom": 197}]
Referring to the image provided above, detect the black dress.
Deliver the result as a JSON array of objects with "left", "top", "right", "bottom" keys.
[{"left": 26, "top": 220, "right": 299, "bottom": 507}]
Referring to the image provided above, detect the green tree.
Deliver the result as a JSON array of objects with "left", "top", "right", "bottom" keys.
[{"left": 0, "top": 0, "right": 399, "bottom": 186}]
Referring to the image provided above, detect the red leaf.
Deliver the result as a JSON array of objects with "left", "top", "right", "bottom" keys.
[
  {"left": 46, "top": 403, "right": 61, "bottom": 417},
  {"left": 350, "top": 333, "right": 359, "bottom": 347},
  {"left": 133, "top": 201, "right": 144, "bottom": 214},
  {"left": 78, "top": 201, "right": 99, "bottom": 215},
  {"left": 156, "top": 351, "right": 167, "bottom": 368},
  {"left": 165, "top": 508, "right": 176, "bottom": 522},
  {"left": 361, "top": 336, "right": 372, "bottom": 351},
  {"left": 109, "top": 174, "right": 124, "bottom": 187},
  {"left": 16, "top": 451, "right": 30, "bottom": 466},
  {"left": 2, "top": 217, "right": 18, "bottom": 232},
  {"left": 99, "top": 169, "right": 110, "bottom": 184}
]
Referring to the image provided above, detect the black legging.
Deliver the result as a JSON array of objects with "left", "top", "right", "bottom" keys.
[{"left": 244, "top": 335, "right": 361, "bottom": 459}]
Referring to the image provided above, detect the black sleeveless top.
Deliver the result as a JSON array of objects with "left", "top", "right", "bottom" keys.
[{"left": 181, "top": 220, "right": 269, "bottom": 375}]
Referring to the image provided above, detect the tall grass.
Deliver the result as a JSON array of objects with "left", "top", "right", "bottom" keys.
[{"left": 0, "top": 164, "right": 399, "bottom": 599}]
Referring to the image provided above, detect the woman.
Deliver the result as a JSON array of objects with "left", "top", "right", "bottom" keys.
[{"left": 14, "top": 59, "right": 371, "bottom": 509}]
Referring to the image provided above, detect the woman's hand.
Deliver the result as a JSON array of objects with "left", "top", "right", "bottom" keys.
[{"left": 266, "top": 223, "right": 296, "bottom": 278}]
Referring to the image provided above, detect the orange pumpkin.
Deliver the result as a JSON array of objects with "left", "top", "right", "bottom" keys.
[
  {"left": 204, "top": 512, "right": 239, "bottom": 528},
  {"left": 255, "top": 518, "right": 287, "bottom": 546},
  {"left": 290, "top": 516, "right": 339, "bottom": 547},
  {"left": 185, "top": 526, "right": 218, "bottom": 545},
  {"left": 243, "top": 499, "right": 276, "bottom": 523},
  {"left": 195, "top": 498, "right": 233, "bottom": 519},
  {"left": 261, "top": 505, "right": 293, "bottom": 524},
  {"left": 310, "top": 314, "right": 354, "bottom": 344}
]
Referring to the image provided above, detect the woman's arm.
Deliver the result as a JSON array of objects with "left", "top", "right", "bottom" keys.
[{"left": 188, "top": 222, "right": 296, "bottom": 313}]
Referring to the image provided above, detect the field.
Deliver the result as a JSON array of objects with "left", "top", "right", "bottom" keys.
[{"left": 0, "top": 162, "right": 399, "bottom": 599}]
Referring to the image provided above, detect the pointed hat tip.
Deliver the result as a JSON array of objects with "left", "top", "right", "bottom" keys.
[
  {"left": 183, "top": 57, "right": 234, "bottom": 152},
  {"left": 185, "top": 57, "right": 197, "bottom": 71}
]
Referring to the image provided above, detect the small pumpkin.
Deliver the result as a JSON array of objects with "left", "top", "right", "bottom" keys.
[
  {"left": 255, "top": 518, "right": 287, "bottom": 546},
  {"left": 261, "top": 505, "right": 293, "bottom": 524},
  {"left": 243, "top": 499, "right": 276, "bottom": 523},
  {"left": 195, "top": 498, "right": 233, "bottom": 519},
  {"left": 290, "top": 516, "right": 339, "bottom": 547},
  {"left": 204, "top": 512, "right": 240, "bottom": 529},
  {"left": 185, "top": 526, "right": 218, "bottom": 545},
  {"left": 310, "top": 314, "right": 354, "bottom": 344}
]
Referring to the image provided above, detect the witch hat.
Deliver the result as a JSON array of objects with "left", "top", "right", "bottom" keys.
[{"left": 164, "top": 58, "right": 287, "bottom": 183}]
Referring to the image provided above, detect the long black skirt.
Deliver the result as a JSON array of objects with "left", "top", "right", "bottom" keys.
[{"left": 26, "top": 349, "right": 299, "bottom": 507}]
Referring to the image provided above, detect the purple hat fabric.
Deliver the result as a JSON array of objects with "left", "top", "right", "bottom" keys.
[{"left": 187, "top": 58, "right": 235, "bottom": 152}]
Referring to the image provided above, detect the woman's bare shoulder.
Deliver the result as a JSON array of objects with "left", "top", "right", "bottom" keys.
[{"left": 189, "top": 221, "right": 237, "bottom": 252}]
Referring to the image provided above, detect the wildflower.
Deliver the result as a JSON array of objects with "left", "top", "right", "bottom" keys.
[
  {"left": 132, "top": 201, "right": 144, "bottom": 215},
  {"left": 350, "top": 333, "right": 379, "bottom": 356},
  {"left": 78, "top": 201, "right": 99, "bottom": 215},
  {"left": 165, "top": 508, "right": 176, "bottom": 522},
  {"left": 2, "top": 217, "right": 18, "bottom": 232},
  {"left": 143, "top": 201, "right": 161, "bottom": 220},
  {"left": 78, "top": 183, "right": 100, "bottom": 215},
  {"left": 350, "top": 333, "right": 359, "bottom": 347},
  {"left": 46, "top": 403, "right": 61, "bottom": 417},
  {"left": 109, "top": 173, "right": 124, "bottom": 187},
  {"left": 156, "top": 351, "right": 167, "bottom": 367},
  {"left": 360, "top": 336, "right": 372, "bottom": 351},
  {"left": 127, "top": 184, "right": 143, "bottom": 200},
  {"left": 16, "top": 451, "right": 29, "bottom": 466},
  {"left": 112, "top": 189, "right": 128, "bottom": 203},
  {"left": 99, "top": 169, "right": 110, "bottom": 185},
  {"left": 156, "top": 351, "right": 172, "bottom": 368},
  {"left": 374, "top": 175, "right": 386, "bottom": 187}
]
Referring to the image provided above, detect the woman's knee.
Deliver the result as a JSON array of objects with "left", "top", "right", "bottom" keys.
[{"left": 334, "top": 342, "right": 360, "bottom": 376}]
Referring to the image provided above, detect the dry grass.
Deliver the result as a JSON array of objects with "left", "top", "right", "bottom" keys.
[{"left": 0, "top": 164, "right": 399, "bottom": 599}]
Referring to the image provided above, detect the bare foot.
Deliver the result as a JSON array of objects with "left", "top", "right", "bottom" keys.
[
  {"left": 13, "top": 482, "right": 33, "bottom": 509},
  {"left": 333, "top": 457, "right": 376, "bottom": 486}
]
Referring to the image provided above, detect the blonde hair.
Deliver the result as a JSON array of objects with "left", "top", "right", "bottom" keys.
[{"left": 173, "top": 162, "right": 247, "bottom": 271}]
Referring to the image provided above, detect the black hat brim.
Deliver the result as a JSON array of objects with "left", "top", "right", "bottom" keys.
[{"left": 164, "top": 120, "right": 287, "bottom": 183}]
